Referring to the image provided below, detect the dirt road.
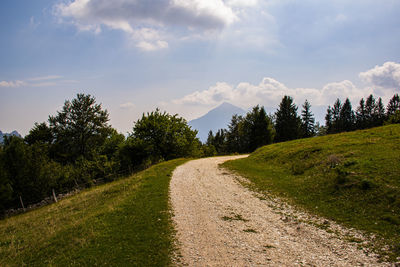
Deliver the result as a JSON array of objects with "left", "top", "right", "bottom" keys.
[{"left": 170, "top": 156, "right": 387, "bottom": 266}]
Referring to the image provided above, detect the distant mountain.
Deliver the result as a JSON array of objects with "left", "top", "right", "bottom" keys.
[
  {"left": 189, "top": 102, "right": 246, "bottom": 143},
  {"left": 0, "top": 130, "right": 22, "bottom": 144}
]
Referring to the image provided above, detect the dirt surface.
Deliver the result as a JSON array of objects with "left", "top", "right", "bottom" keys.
[{"left": 170, "top": 156, "right": 389, "bottom": 266}]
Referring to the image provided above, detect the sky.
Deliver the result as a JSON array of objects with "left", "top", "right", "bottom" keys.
[{"left": 1, "top": 0, "right": 400, "bottom": 135}]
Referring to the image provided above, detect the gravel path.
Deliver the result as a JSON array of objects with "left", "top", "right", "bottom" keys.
[{"left": 170, "top": 156, "right": 388, "bottom": 266}]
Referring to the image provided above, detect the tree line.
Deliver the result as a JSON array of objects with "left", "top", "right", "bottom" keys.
[
  {"left": 325, "top": 94, "right": 400, "bottom": 134},
  {"left": 0, "top": 94, "right": 202, "bottom": 212},
  {"left": 205, "top": 94, "right": 400, "bottom": 155},
  {"left": 1, "top": 93, "right": 399, "bottom": 212}
]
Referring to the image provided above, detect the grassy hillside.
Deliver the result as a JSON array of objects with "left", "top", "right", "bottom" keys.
[
  {"left": 0, "top": 158, "right": 187, "bottom": 266},
  {"left": 223, "top": 124, "right": 400, "bottom": 260}
]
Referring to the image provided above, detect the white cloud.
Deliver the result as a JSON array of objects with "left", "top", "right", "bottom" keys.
[
  {"left": 119, "top": 102, "right": 135, "bottom": 109},
  {"left": 29, "top": 16, "right": 40, "bottom": 29},
  {"left": 359, "top": 61, "right": 400, "bottom": 89},
  {"left": 172, "top": 77, "right": 370, "bottom": 116},
  {"left": 29, "top": 75, "right": 63, "bottom": 81},
  {"left": 0, "top": 80, "right": 26, "bottom": 88},
  {"left": 226, "top": 0, "right": 258, "bottom": 8},
  {"left": 55, "top": 0, "right": 252, "bottom": 50},
  {"left": 166, "top": 63, "right": 400, "bottom": 122},
  {"left": 130, "top": 28, "right": 169, "bottom": 51},
  {"left": 1, "top": 75, "right": 77, "bottom": 88},
  {"left": 320, "top": 80, "right": 366, "bottom": 104},
  {"left": 136, "top": 41, "right": 168, "bottom": 51}
]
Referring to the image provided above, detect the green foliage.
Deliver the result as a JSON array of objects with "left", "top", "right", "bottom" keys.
[
  {"left": 1, "top": 137, "right": 56, "bottom": 207},
  {"left": 24, "top": 122, "right": 53, "bottom": 145},
  {"left": 100, "top": 129, "right": 125, "bottom": 160},
  {"left": 358, "top": 94, "right": 386, "bottom": 128},
  {"left": 375, "top": 97, "right": 386, "bottom": 126},
  {"left": 211, "top": 105, "right": 274, "bottom": 154},
  {"left": 327, "top": 94, "right": 399, "bottom": 135},
  {"left": 325, "top": 106, "right": 333, "bottom": 133},
  {"left": 1, "top": 95, "right": 201, "bottom": 213},
  {"left": 226, "top": 115, "right": 244, "bottom": 153},
  {"left": 116, "top": 137, "right": 154, "bottom": 171},
  {"left": 338, "top": 98, "right": 355, "bottom": 131},
  {"left": 0, "top": 95, "right": 128, "bottom": 212},
  {"left": 0, "top": 147, "right": 13, "bottom": 210},
  {"left": 242, "top": 105, "right": 274, "bottom": 151},
  {"left": 224, "top": 124, "right": 400, "bottom": 261},
  {"left": 206, "top": 129, "right": 228, "bottom": 154},
  {"left": 386, "top": 94, "right": 400, "bottom": 117},
  {"left": 0, "top": 159, "right": 187, "bottom": 266},
  {"left": 201, "top": 143, "right": 217, "bottom": 157},
  {"left": 386, "top": 110, "right": 400, "bottom": 124},
  {"left": 356, "top": 98, "right": 367, "bottom": 129},
  {"left": 274, "top": 95, "right": 301, "bottom": 142},
  {"left": 49, "top": 94, "right": 112, "bottom": 163},
  {"left": 130, "top": 109, "right": 200, "bottom": 162},
  {"left": 301, "top": 99, "right": 315, "bottom": 138},
  {"left": 326, "top": 98, "right": 344, "bottom": 133}
]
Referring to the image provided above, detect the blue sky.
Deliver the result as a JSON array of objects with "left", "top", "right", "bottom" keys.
[{"left": 1, "top": 0, "right": 400, "bottom": 135}]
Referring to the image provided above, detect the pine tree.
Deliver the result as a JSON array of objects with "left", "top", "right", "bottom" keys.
[
  {"left": 331, "top": 99, "right": 342, "bottom": 133},
  {"left": 325, "top": 106, "right": 333, "bottom": 133},
  {"left": 301, "top": 99, "right": 315, "bottom": 138},
  {"left": 226, "top": 115, "right": 244, "bottom": 153},
  {"left": 374, "top": 97, "right": 386, "bottom": 126},
  {"left": 356, "top": 98, "right": 367, "bottom": 129},
  {"left": 365, "top": 94, "right": 376, "bottom": 127},
  {"left": 339, "top": 98, "right": 355, "bottom": 131},
  {"left": 387, "top": 94, "right": 400, "bottom": 117},
  {"left": 275, "top": 96, "right": 301, "bottom": 142},
  {"left": 213, "top": 129, "right": 227, "bottom": 154},
  {"left": 245, "top": 106, "right": 274, "bottom": 151},
  {"left": 206, "top": 130, "right": 214, "bottom": 146}
]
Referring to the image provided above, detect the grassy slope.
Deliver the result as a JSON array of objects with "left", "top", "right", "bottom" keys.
[
  {"left": 0, "top": 158, "right": 188, "bottom": 266},
  {"left": 223, "top": 125, "right": 400, "bottom": 260}
]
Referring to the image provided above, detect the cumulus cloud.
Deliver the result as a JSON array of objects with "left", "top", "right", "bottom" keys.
[
  {"left": 359, "top": 62, "right": 400, "bottom": 89},
  {"left": 55, "top": 0, "right": 245, "bottom": 50},
  {"left": 167, "top": 77, "right": 377, "bottom": 124},
  {"left": 166, "top": 62, "right": 400, "bottom": 122},
  {"left": 0, "top": 80, "right": 26, "bottom": 88},
  {"left": 173, "top": 77, "right": 366, "bottom": 110}
]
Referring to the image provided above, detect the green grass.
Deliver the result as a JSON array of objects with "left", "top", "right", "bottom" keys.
[
  {"left": 223, "top": 124, "right": 400, "bottom": 261},
  {"left": 0, "top": 158, "right": 188, "bottom": 266}
]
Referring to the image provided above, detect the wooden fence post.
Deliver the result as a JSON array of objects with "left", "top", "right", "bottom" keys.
[
  {"left": 19, "top": 195, "right": 25, "bottom": 211},
  {"left": 52, "top": 189, "right": 58, "bottom": 202}
]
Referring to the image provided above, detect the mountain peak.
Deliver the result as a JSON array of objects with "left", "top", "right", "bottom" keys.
[
  {"left": 217, "top": 102, "right": 237, "bottom": 108},
  {"left": 189, "top": 103, "right": 246, "bottom": 142},
  {"left": 0, "top": 130, "right": 22, "bottom": 144}
]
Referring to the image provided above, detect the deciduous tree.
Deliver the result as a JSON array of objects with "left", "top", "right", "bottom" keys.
[{"left": 49, "top": 94, "right": 112, "bottom": 163}]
